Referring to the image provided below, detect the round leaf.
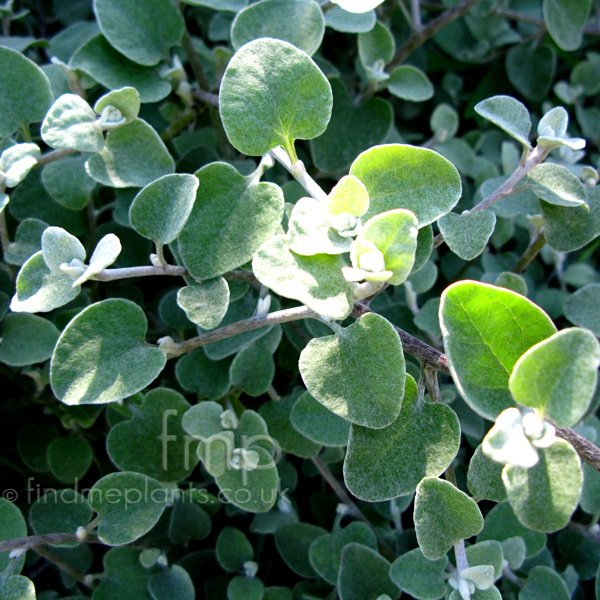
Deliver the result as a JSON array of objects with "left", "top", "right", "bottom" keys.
[
  {"left": 474, "top": 95, "right": 532, "bottom": 149},
  {"left": 564, "top": 283, "right": 600, "bottom": 335},
  {"left": 0, "top": 313, "right": 59, "bottom": 366},
  {"left": 390, "top": 547, "right": 447, "bottom": 600},
  {"left": 219, "top": 38, "right": 332, "bottom": 157},
  {"left": 50, "top": 298, "right": 167, "bottom": 405},
  {"left": 129, "top": 173, "right": 199, "bottom": 245},
  {"left": 48, "top": 434, "right": 94, "bottom": 483},
  {"left": 543, "top": 0, "right": 591, "bottom": 51},
  {"left": 177, "top": 278, "right": 230, "bottom": 330},
  {"left": 148, "top": 566, "right": 195, "bottom": 600},
  {"left": 94, "top": 87, "right": 141, "bottom": 124},
  {"left": 299, "top": 312, "right": 405, "bottom": 429},
  {"left": 387, "top": 66, "right": 434, "bottom": 102},
  {"left": 437, "top": 211, "right": 496, "bottom": 261}
]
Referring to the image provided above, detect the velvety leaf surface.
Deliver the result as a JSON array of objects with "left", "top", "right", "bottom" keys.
[
  {"left": 275, "top": 523, "right": 327, "bottom": 577},
  {"left": 387, "top": 65, "right": 434, "bottom": 102},
  {"left": 177, "top": 278, "right": 230, "bottom": 330},
  {"left": 528, "top": 163, "right": 587, "bottom": 207},
  {"left": 350, "top": 144, "right": 462, "bottom": 225},
  {"left": 231, "top": 0, "right": 325, "bottom": 56},
  {"left": 299, "top": 312, "right": 405, "bottom": 429},
  {"left": 474, "top": 95, "right": 532, "bottom": 148},
  {"left": 216, "top": 526, "right": 253, "bottom": 572},
  {"left": 230, "top": 339, "right": 275, "bottom": 397},
  {"left": 0, "top": 498, "right": 27, "bottom": 572},
  {"left": 129, "top": 173, "right": 199, "bottom": 245},
  {"left": 564, "top": 284, "right": 600, "bottom": 334},
  {"left": 543, "top": 0, "right": 591, "bottom": 51},
  {"left": 148, "top": 566, "right": 195, "bottom": 600},
  {"left": 0, "top": 312, "right": 59, "bottom": 366},
  {"left": 437, "top": 211, "right": 496, "bottom": 261},
  {"left": 0, "top": 46, "right": 53, "bottom": 137},
  {"left": 178, "top": 162, "right": 283, "bottom": 279},
  {"left": 519, "top": 565, "right": 571, "bottom": 600},
  {"left": 48, "top": 434, "right": 93, "bottom": 483},
  {"left": 389, "top": 547, "right": 447, "bottom": 600},
  {"left": 94, "top": 87, "right": 140, "bottom": 124},
  {"left": 92, "top": 548, "right": 152, "bottom": 600},
  {"left": 440, "top": 281, "right": 557, "bottom": 420},
  {"left": 414, "top": 477, "right": 484, "bottom": 560},
  {"left": 509, "top": 328, "right": 600, "bottom": 427},
  {"left": 175, "top": 349, "right": 231, "bottom": 399},
  {"left": 93, "top": 0, "right": 184, "bottom": 66},
  {"left": 219, "top": 38, "right": 332, "bottom": 157},
  {"left": 502, "top": 439, "right": 582, "bottom": 533},
  {"left": 86, "top": 118, "right": 174, "bottom": 188},
  {"left": 42, "top": 155, "right": 96, "bottom": 210},
  {"left": 50, "top": 298, "right": 167, "bottom": 405},
  {"left": 467, "top": 445, "right": 507, "bottom": 502},
  {"left": 344, "top": 375, "right": 460, "bottom": 500}
]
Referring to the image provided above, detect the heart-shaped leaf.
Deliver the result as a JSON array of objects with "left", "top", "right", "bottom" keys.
[
  {"left": 0, "top": 46, "right": 53, "bottom": 138},
  {"left": 437, "top": 211, "right": 496, "bottom": 261},
  {"left": 414, "top": 477, "right": 484, "bottom": 560},
  {"left": 107, "top": 387, "right": 197, "bottom": 482},
  {"left": 41, "top": 94, "right": 104, "bottom": 152},
  {"left": 519, "top": 566, "right": 571, "bottom": 600},
  {"left": 509, "top": 328, "right": 600, "bottom": 427},
  {"left": 0, "top": 312, "right": 60, "bottom": 367},
  {"left": 50, "top": 298, "right": 167, "bottom": 405},
  {"left": 48, "top": 434, "right": 93, "bottom": 483},
  {"left": 564, "top": 283, "right": 600, "bottom": 335},
  {"left": 344, "top": 375, "right": 460, "bottom": 500},
  {"left": 502, "top": 439, "right": 582, "bottom": 532},
  {"left": 178, "top": 162, "right": 284, "bottom": 279},
  {"left": 93, "top": 0, "right": 184, "bottom": 66},
  {"left": 92, "top": 548, "right": 152, "bottom": 600},
  {"left": 219, "top": 37, "right": 332, "bottom": 158},
  {"left": 253, "top": 235, "right": 353, "bottom": 320},
  {"left": 177, "top": 278, "right": 230, "bottom": 330},
  {"left": 86, "top": 118, "right": 174, "bottom": 188},
  {"left": 299, "top": 312, "right": 405, "bottom": 429},
  {"left": 175, "top": 349, "right": 232, "bottom": 400},
  {"left": 89, "top": 472, "right": 169, "bottom": 545},
  {"left": 231, "top": 0, "right": 325, "bottom": 56},
  {"left": 0, "top": 498, "right": 27, "bottom": 573},
  {"left": 311, "top": 78, "right": 392, "bottom": 173},
  {"left": 230, "top": 339, "right": 275, "bottom": 397},
  {"left": 130, "top": 173, "right": 198, "bottom": 246},
  {"left": 42, "top": 155, "right": 96, "bottom": 210},
  {"left": 390, "top": 547, "right": 447, "bottom": 600},
  {"left": 350, "top": 144, "right": 461, "bottom": 225},
  {"left": 41, "top": 226, "right": 86, "bottom": 273},
  {"left": 440, "top": 281, "right": 557, "bottom": 420},
  {"left": 474, "top": 95, "right": 532, "bottom": 148},
  {"left": 4, "top": 218, "right": 47, "bottom": 266},
  {"left": 275, "top": 523, "right": 327, "bottom": 578},
  {"left": 506, "top": 41, "right": 556, "bottom": 102}
]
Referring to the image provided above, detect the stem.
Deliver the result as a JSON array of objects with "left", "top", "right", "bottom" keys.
[
  {"left": 34, "top": 148, "right": 77, "bottom": 168},
  {"left": 192, "top": 88, "right": 219, "bottom": 108},
  {"left": 388, "top": 0, "right": 483, "bottom": 68},
  {"left": 512, "top": 233, "right": 546, "bottom": 274},
  {"left": 311, "top": 456, "right": 396, "bottom": 561},
  {"left": 91, "top": 264, "right": 255, "bottom": 283},
  {"left": 552, "top": 423, "right": 600, "bottom": 472},
  {"left": 168, "top": 305, "right": 316, "bottom": 357},
  {"left": 34, "top": 546, "right": 94, "bottom": 589},
  {"left": 411, "top": 0, "right": 423, "bottom": 30},
  {"left": 180, "top": 29, "right": 210, "bottom": 91},
  {"left": 454, "top": 539, "right": 469, "bottom": 572},
  {"left": 422, "top": 364, "right": 441, "bottom": 402},
  {"left": 269, "top": 146, "right": 329, "bottom": 203},
  {"left": 0, "top": 208, "right": 10, "bottom": 257},
  {"left": 160, "top": 107, "right": 200, "bottom": 142},
  {"left": 266, "top": 385, "right": 281, "bottom": 401},
  {"left": 0, "top": 533, "right": 82, "bottom": 552}
]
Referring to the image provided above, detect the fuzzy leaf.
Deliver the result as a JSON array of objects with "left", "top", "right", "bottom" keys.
[
  {"left": 390, "top": 547, "right": 447, "bottom": 600},
  {"left": 73, "top": 233, "right": 121, "bottom": 286},
  {"left": 177, "top": 278, "right": 230, "bottom": 330},
  {"left": 543, "top": 0, "right": 591, "bottom": 51},
  {"left": 387, "top": 66, "right": 434, "bottom": 102},
  {"left": 0, "top": 143, "right": 40, "bottom": 188},
  {"left": 564, "top": 283, "right": 600, "bottom": 335},
  {"left": 475, "top": 95, "right": 532, "bottom": 148},
  {"left": 437, "top": 211, "right": 496, "bottom": 261},
  {"left": 528, "top": 163, "right": 587, "bottom": 207},
  {"left": 0, "top": 312, "right": 59, "bottom": 367},
  {"left": 94, "top": 86, "right": 141, "bottom": 124}
]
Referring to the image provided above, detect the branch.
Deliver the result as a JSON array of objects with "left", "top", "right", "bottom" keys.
[
  {"left": 0, "top": 533, "right": 81, "bottom": 553},
  {"left": 192, "top": 88, "right": 219, "bottom": 108},
  {"left": 34, "top": 148, "right": 77, "bottom": 168},
  {"left": 92, "top": 265, "right": 255, "bottom": 283},
  {"left": 168, "top": 305, "right": 317, "bottom": 357},
  {"left": 553, "top": 424, "right": 600, "bottom": 472},
  {"left": 35, "top": 545, "right": 95, "bottom": 589},
  {"left": 512, "top": 233, "right": 546, "bottom": 274},
  {"left": 388, "top": 0, "right": 484, "bottom": 68}
]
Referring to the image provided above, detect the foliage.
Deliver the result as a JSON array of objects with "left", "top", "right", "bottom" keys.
[{"left": 0, "top": 0, "right": 599, "bottom": 599}]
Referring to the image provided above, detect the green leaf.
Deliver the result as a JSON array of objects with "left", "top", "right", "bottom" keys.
[
  {"left": 216, "top": 527, "right": 253, "bottom": 572},
  {"left": 181, "top": 0, "right": 248, "bottom": 9},
  {"left": 89, "top": 471, "right": 169, "bottom": 546},
  {"left": 440, "top": 281, "right": 557, "bottom": 420},
  {"left": 338, "top": 543, "right": 399, "bottom": 600},
  {"left": 387, "top": 66, "right": 434, "bottom": 102},
  {"left": 41, "top": 225, "right": 86, "bottom": 274},
  {"left": 0, "top": 312, "right": 59, "bottom": 366},
  {"left": 177, "top": 278, "right": 230, "bottom": 330},
  {"left": 309, "top": 522, "right": 377, "bottom": 584},
  {"left": 129, "top": 174, "right": 199, "bottom": 245},
  {"left": 537, "top": 106, "right": 585, "bottom": 151},
  {"left": 325, "top": 5, "right": 376, "bottom": 33},
  {"left": 0, "top": 46, "right": 53, "bottom": 137},
  {"left": 4, "top": 218, "right": 47, "bottom": 266},
  {"left": 299, "top": 312, "right": 405, "bottom": 429},
  {"left": 0, "top": 143, "right": 40, "bottom": 188},
  {"left": 502, "top": 439, "right": 582, "bottom": 533},
  {"left": 275, "top": 523, "right": 327, "bottom": 578},
  {"left": 0, "top": 498, "right": 27, "bottom": 573},
  {"left": 231, "top": 0, "right": 325, "bottom": 56},
  {"left": 93, "top": 0, "right": 184, "bottom": 66},
  {"left": 41, "top": 94, "right": 104, "bottom": 152},
  {"left": 230, "top": 339, "right": 275, "bottom": 397},
  {"left": 358, "top": 22, "right": 395, "bottom": 72},
  {"left": 181, "top": 400, "right": 225, "bottom": 441},
  {"left": 70, "top": 35, "right": 172, "bottom": 104},
  {"left": 10, "top": 251, "right": 81, "bottom": 313},
  {"left": 564, "top": 284, "right": 600, "bottom": 335},
  {"left": 176, "top": 349, "right": 231, "bottom": 399},
  {"left": 148, "top": 566, "right": 195, "bottom": 600},
  {"left": 86, "top": 118, "right": 174, "bottom": 188},
  {"left": 178, "top": 162, "right": 283, "bottom": 279},
  {"left": 543, "top": 0, "right": 591, "bottom": 51},
  {"left": 509, "top": 328, "right": 600, "bottom": 427},
  {"left": 0, "top": 576, "right": 35, "bottom": 600},
  {"left": 48, "top": 434, "right": 93, "bottom": 483},
  {"left": 92, "top": 548, "right": 152, "bottom": 600},
  {"left": 50, "top": 298, "right": 167, "bottom": 405},
  {"left": 542, "top": 186, "right": 600, "bottom": 252},
  {"left": 327, "top": 174, "right": 370, "bottom": 217},
  {"left": 42, "top": 155, "right": 96, "bottom": 210},
  {"left": 506, "top": 41, "right": 555, "bottom": 102},
  {"left": 350, "top": 144, "right": 462, "bottom": 225},
  {"left": 30, "top": 490, "right": 93, "bottom": 544},
  {"left": 94, "top": 86, "right": 141, "bottom": 124},
  {"left": 227, "top": 576, "right": 264, "bottom": 600},
  {"left": 528, "top": 163, "right": 587, "bottom": 207},
  {"left": 311, "top": 78, "right": 392, "bottom": 173},
  {"left": 467, "top": 445, "right": 507, "bottom": 502},
  {"left": 259, "top": 391, "right": 322, "bottom": 458},
  {"left": 520, "top": 565, "right": 570, "bottom": 600},
  {"left": 107, "top": 388, "right": 197, "bottom": 482},
  {"left": 389, "top": 547, "right": 447, "bottom": 600},
  {"left": 437, "top": 211, "right": 496, "bottom": 261},
  {"left": 219, "top": 37, "right": 332, "bottom": 158},
  {"left": 344, "top": 375, "right": 460, "bottom": 500},
  {"left": 252, "top": 235, "right": 353, "bottom": 320},
  {"left": 474, "top": 95, "right": 532, "bottom": 149},
  {"left": 332, "top": 0, "right": 384, "bottom": 12},
  {"left": 16, "top": 423, "right": 58, "bottom": 473},
  {"left": 430, "top": 103, "right": 459, "bottom": 142},
  {"left": 290, "top": 390, "right": 350, "bottom": 447},
  {"left": 415, "top": 477, "right": 484, "bottom": 560},
  {"left": 73, "top": 233, "right": 121, "bottom": 286}
]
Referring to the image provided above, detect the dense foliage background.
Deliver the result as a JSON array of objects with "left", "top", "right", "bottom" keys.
[{"left": 1, "top": 0, "right": 600, "bottom": 599}]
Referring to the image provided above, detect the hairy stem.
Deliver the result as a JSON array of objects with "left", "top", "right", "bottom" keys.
[
  {"left": 512, "top": 233, "right": 546, "bottom": 274},
  {"left": 92, "top": 265, "right": 254, "bottom": 283},
  {"left": 34, "top": 148, "right": 77, "bottom": 168}
]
